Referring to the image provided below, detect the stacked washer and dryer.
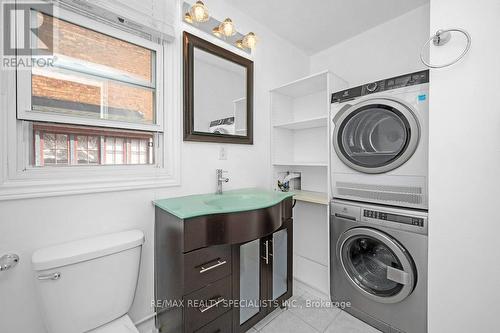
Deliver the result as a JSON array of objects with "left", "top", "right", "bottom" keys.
[{"left": 329, "top": 70, "right": 429, "bottom": 333}]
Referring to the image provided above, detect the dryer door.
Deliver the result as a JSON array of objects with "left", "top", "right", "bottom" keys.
[
  {"left": 337, "top": 227, "right": 416, "bottom": 304},
  {"left": 332, "top": 98, "right": 420, "bottom": 174}
]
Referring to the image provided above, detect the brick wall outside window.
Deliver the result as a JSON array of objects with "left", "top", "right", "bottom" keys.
[
  {"left": 37, "top": 13, "right": 152, "bottom": 80},
  {"left": 32, "top": 12, "right": 155, "bottom": 123}
]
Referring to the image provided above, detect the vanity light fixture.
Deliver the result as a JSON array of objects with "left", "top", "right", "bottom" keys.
[
  {"left": 182, "top": 1, "right": 255, "bottom": 54},
  {"left": 212, "top": 26, "right": 222, "bottom": 38},
  {"left": 219, "top": 18, "right": 236, "bottom": 37},
  {"left": 242, "top": 32, "right": 258, "bottom": 49},
  {"left": 189, "top": 1, "right": 209, "bottom": 23}
]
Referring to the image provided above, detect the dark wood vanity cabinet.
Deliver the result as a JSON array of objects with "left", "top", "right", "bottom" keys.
[{"left": 154, "top": 198, "right": 293, "bottom": 333}]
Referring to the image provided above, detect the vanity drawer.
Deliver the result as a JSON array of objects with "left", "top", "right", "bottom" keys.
[
  {"left": 184, "top": 276, "right": 232, "bottom": 332},
  {"left": 184, "top": 245, "right": 232, "bottom": 294},
  {"left": 184, "top": 204, "right": 282, "bottom": 252},
  {"left": 193, "top": 310, "right": 232, "bottom": 333}
]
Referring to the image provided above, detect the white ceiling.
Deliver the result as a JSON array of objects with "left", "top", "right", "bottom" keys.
[{"left": 230, "top": 0, "right": 429, "bottom": 55}]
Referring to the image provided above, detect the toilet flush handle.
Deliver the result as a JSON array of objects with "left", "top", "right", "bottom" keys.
[{"left": 37, "top": 272, "right": 61, "bottom": 281}]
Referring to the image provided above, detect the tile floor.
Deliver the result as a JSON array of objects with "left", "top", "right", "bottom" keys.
[{"left": 246, "top": 280, "right": 381, "bottom": 333}]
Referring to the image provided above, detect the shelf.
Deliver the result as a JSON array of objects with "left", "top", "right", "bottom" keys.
[
  {"left": 293, "top": 190, "right": 329, "bottom": 205},
  {"left": 272, "top": 161, "right": 328, "bottom": 167},
  {"left": 270, "top": 71, "right": 329, "bottom": 98},
  {"left": 273, "top": 116, "right": 327, "bottom": 130}
]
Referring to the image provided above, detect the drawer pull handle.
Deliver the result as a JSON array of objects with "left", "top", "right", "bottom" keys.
[
  {"left": 199, "top": 296, "right": 225, "bottom": 313},
  {"left": 199, "top": 259, "right": 227, "bottom": 273},
  {"left": 261, "top": 240, "right": 269, "bottom": 264}
]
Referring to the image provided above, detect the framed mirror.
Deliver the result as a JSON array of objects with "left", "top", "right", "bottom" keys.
[{"left": 183, "top": 32, "right": 253, "bottom": 144}]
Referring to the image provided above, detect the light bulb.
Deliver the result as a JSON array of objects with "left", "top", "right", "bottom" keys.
[
  {"left": 189, "top": 1, "right": 209, "bottom": 23},
  {"left": 243, "top": 32, "right": 257, "bottom": 49},
  {"left": 212, "top": 26, "right": 222, "bottom": 38},
  {"left": 235, "top": 39, "right": 244, "bottom": 49},
  {"left": 219, "top": 18, "right": 236, "bottom": 37},
  {"left": 193, "top": 6, "right": 205, "bottom": 21},
  {"left": 184, "top": 12, "right": 193, "bottom": 24}
]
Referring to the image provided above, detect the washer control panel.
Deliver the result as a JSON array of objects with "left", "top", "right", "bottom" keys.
[
  {"left": 363, "top": 209, "right": 424, "bottom": 227},
  {"left": 332, "top": 200, "right": 428, "bottom": 235}
]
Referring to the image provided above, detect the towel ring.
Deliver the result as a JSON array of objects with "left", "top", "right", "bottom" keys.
[{"left": 420, "top": 28, "right": 471, "bottom": 69}]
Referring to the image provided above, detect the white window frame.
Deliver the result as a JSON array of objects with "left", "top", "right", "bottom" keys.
[{"left": 0, "top": 2, "right": 181, "bottom": 200}]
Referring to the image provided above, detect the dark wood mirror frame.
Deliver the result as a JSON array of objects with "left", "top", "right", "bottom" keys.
[{"left": 183, "top": 31, "right": 254, "bottom": 144}]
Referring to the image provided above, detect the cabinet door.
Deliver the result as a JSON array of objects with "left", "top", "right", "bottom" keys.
[
  {"left": 233, "top": 219, "right": 293, "bottom": 333},
  {"left": 270, "top": 218, "right": 293, "bottom": 304},
  {"left": 239, "top": 239, "right": 262, "bottom": 324},
  {"left": 233, "top": 238, "right": 268, "bottom": 332},
  {"left": 271, "top": 229, "right": 288, "bottom": 299}
]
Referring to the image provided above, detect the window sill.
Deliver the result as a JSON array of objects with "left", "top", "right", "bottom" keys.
[{"left": 0, "top": 172, "right": 180, "bottom": 201}]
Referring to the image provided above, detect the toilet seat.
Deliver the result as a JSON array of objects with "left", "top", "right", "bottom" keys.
[{"left": 88, "top": 315, "right": 139, "bottom": 333}]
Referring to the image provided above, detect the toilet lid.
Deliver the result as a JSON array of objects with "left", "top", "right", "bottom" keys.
[{"left": 88, "top": 315, "right": 139, "bottom": 333}]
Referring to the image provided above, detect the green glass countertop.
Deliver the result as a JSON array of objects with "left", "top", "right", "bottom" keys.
[{"left": 153, "top": 188, "right": 294, "bottom": 219}]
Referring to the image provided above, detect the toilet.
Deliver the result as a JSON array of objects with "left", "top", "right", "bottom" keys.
[{"left": 31, "top": 230, "right": 145, "bottom": 333}]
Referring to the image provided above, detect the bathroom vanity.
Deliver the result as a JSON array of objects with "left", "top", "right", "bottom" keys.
[{"left": 154, "top": 189, "right": 294, "bottom": 333}]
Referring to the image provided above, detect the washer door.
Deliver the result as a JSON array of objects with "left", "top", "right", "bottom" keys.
[
  {"left": 337, "top": 227, "right": 416, "bottom": 304},
  {"left": 333, "top": 98, "right": 420, "bottom": 174}
]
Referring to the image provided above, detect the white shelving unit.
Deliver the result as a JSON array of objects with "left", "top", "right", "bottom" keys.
[
  {"left": 270, "top": 71, "right": 347, "bottom": 297},
  {"left": 292, "top": 190, "right": 329, "bottom": 205}
]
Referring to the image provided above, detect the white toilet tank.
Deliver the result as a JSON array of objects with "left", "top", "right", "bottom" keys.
[{"left": 32, "top": 230, "right": 144, "bottom": 333}]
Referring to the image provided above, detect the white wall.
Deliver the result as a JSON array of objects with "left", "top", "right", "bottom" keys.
[
  {"left": 0, "top": 1, "right": 310, "bottom": 332},
  {"left": 428, "top": 0, "right": 500, "bottom": 332},
  {"left": 309, "top": 4, "right": 430, "bottom": 87}
]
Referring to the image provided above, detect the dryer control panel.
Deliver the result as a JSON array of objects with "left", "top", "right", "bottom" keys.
[{"left": 331, "top": 70, "right": 429, "bottom": 103}]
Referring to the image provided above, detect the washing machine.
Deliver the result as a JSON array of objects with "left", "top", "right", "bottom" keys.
[
  {"left": 330, "top": 71, "right": 429, "bottom": 210},
  {"left": 330, "top": 199, "right": 427, "bottom": 333}
]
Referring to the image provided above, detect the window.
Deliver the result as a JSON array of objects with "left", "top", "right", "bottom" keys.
[
  {"left": 16, "top": 7, "right": 164, "bottom": 169},
  {"left": 32, "top": 124, "right": 154, "bottom": 167},
  {"left": 75, "top": 135, "right": 100, "bottom": 165},
  {"left": 39, "top": 132, "right": 70, "bottom": 165},
  {"left": 1, "top": 3, "right": 179, "bottom": 200},
  {"left": 105, "top": 137, "right": 124, "bottom": 165},
  {"left": 24, "top": 11, "right": 158, "bottom": 128}
]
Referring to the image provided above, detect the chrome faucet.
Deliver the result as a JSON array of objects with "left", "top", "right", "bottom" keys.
[{"left": 216, "top": 169, "right": 229, "bottom": 194}]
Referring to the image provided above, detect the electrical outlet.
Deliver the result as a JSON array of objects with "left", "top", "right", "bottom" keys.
[{"left": 219, "top": 146, "right": 227, "bottom": 160}]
